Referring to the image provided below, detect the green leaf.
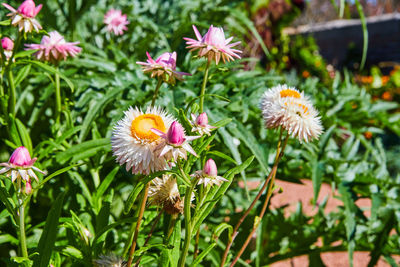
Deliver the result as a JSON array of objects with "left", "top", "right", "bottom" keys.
[
  {"left": 124, "top": 182, "right": 145, "bottom": 214},
  {"left": 78, "top": 87, "right": 124, "bottom": 142},
  {"left": 14, "top": 64, "right": 31, "bottom": 87},
  {"left": 192, "top": 156, "right": 254, "bottom": 233},
  {"left": 11, "top": 256, "right": 32, "bottom": 264},
  {"left": 169, "top": 219, "right": 181, "bottom": 267},
  {"left": 14, "top": 50, "right": 37, "bottom": 59},
  {"left": 0, "top": 234, "right": 18, "bottom": 245},
  {"left": 311, "top": 160, "right": 324, "bottom": 203},
  {"left": 15, "top": 119, "right": 32, "bottom": 156},
  {"left": 22, "top": 60, "right": 75, "bottom": 92},
  {"left": 36, "top": 163, "right": 83, "bottom": 189},
  {"left": 60, "top": 246, "right": 83, "bottom": 259},
  {"left": 212, "top": 223, "right": 233, "bottom": 240},
  {"left": 229, "top": 122, "right": 269, "bottom": 173},
  {"left": 227, "top": 9, "right": 270, "bottom": 58},
  {"left": 33, "top": 192, "right": 65, "bottom": 267},
  {"left": 212, "top": 118, "right": 232, "bottom": 128},
  {"left": 0, "top": 19, "right": 11, "bottom": 26},
  {"left": 94, "top": 167, "right": 119, "bottom": 205},
  {"left": 55, "top": 138, "right": 110, "bottom": 164},
  {"left": 190, "top": 243, "right": 216, "bottom": 267},
  {"left": 309, "top": 251, "right": 327, "bottom": 267},
  {"left": 217, "top": 126, "right": 249, "bottom": 198},
  {"left": 0, "top": 180, "right": 17, "bottom": 223},
  {"left": 338, "top": 183, "right": 357, "bottom": 267},
  {"left": 318, "top": 125, "right": 335, "bottom": 157},
  {"left": 8, "top": 115, "right": 22, "bottom": 147},
  {"left": 354, "top": 0, "right": 368, "bottom": 70},
  {"left": 93, "top": 217, "right": 136, "bottom": 246},
  {"left": 206, "top": 151, "right": 237, "bottom": 164}
]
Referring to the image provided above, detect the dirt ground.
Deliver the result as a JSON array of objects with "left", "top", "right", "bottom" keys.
[{"left": 239, "top": 179, "right": 400, "bottom": 267}]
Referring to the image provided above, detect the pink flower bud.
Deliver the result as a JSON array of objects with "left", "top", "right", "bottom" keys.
[
  {"left": 203, "top": 158, "right": 218, "bottom": 177},
  {"left": 25, "top": 179, "right": 32, "bottom": 194},
  {"left": 156, "top": 52, "right": 177, "bottom": 70},
  {"left": 9, "top": 146, "right": 34, "bottom": 167},
  {"left": 167, "top": 121, "right": 185, "bottom": 146},
  {"left": 204, "top": 26, "right": 226, "bottom": 47},
  {"left": 196, "top": 112, "right": 209, "bottom": 127},
  {"left": 1, "top": 37, "right": 14, "bottom": 51},
  {"left": 18, "top": 0, "right": 42, "bottom": 18}
]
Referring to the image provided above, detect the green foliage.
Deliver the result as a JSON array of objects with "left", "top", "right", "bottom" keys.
[{"left": 0, "top": 0, "right": 399, "bottom": 266}]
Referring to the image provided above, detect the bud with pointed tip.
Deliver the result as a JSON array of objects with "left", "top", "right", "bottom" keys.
[
  {"left": 9, "top": 146, "right": 35, "bottom": 167},
  {"left": 25, "top": 179, "right": 32, "bottom": 194},
  {"left": 17, "top": 0, "right": 42, "bottom": 18},
  {"left": 196, "top": 112, "right": 209, "bottom": 127},
  {"left": 1, "top": 37, "right": 14, "bottom": 51},
  {"left": 203, "top": 158, "right": 218, "bottom": 177},
  {"left": 167, "top": 121, "right": 185, "bottom": 146}
]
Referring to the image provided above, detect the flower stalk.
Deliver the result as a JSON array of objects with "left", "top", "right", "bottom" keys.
[
  {"left": 151, "top": 78, "right": 163, "bottom": 107},
  {"left": 127, "top": 183, "right": 150, "bottom": 267},
  {"left": 18, "top": 200, "right": 28, "bottom": 259},
  {"left": 54, "top": 70, "right": 61, "bottom": 125},
  {"left": 230, "top": 133, "right": 289, "bottom": 266},
  {"left": 178, "top": 176, "right": 198, "bottom": 267},
  {"left": 199, "top": 59, "right": 211, "bottom": 113},
  {"left": 7, "top": 69, "right": 16, "bottom": 117},
  {"left": 220, "top": 129, "right": 288, "bottom": 267}
]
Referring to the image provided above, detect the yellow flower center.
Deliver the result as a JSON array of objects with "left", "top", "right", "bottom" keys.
[
  {"left": 284, "top": 102, "right": 309, "bottom": 115},
  {"left": 131, "top": 114, "right": 166, "bottom": 141},
  {"left": 280, "top": 89, "right": 301, "bottom": 98}
]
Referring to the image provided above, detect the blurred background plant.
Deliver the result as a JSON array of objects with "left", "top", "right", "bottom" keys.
[{"left": 0, "top": 0, "right": 399, "bottom": 266}]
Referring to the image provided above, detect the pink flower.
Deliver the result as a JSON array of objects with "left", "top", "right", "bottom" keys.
[
  {"left": 9, "top": 146, "right": 36, "bottom": 167},
  {"left": 203, "top": 158, "right": 218, "bottom": 177},
  {"left": 0, "top": 146, "right": 45, "bottom": 183},
  {"left": 167, "top": 121, "right": 185, "bottom": 146},
  {"left": 2, "top": 0, "right": 42, "bottom": 33},
  {"left": 1, "top": 37, "right": 14, "bottom": 60},
  {"left": 184, "top": 25, "right": 242, "bottom": 64},
  {"left": 25, "top": 31, "right": 82, "bottom": 64},
  {"left": 192, "top": 158, "right": 227, "bottom": 187},
  {"left": 136, "top": 52, "right": 191, "bottom": 85},
  {"left": 25, "top": 178, "right": 32, "bottom": 194},
  {"left": 190, "top": 112, "right": 216, "bottom": 136},
  {"left": 104, "top": 9, "right": 129, "bottom": 36},
  {"left": 151, "top": 121, "right": 200, "bottom": 161},
  {"left": 2, "top": 37, "right": 14, "bottom": 51},
  {"left": 17, "top": 0, "right": 42, "bottom": 18}
]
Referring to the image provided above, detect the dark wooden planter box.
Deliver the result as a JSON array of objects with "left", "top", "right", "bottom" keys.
[{"left": 285, "top": 13, "right": 400, "bottom": 70}]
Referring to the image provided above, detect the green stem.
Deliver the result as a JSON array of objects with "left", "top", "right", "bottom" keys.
[
  {"left": 55, "top": 71, "right": 61, "bottom": 125},
  {"left": 166, "top": 214, "right": 177, "bottom": 240},
  {"left": 7, "top": 70, "right": 16, "bottom": 117},
  {"left": 193, "top": 184, "right": 205, "bottom": 259},
  {"left": 151, "top": 78, "right": 163, "bottom": 107},
  {"left": 18, "top": 197, "right": 28, "bottom": 259},
  {"left": 5, "top": 32, "right": 22, "bottom": 118},
  {"left": 178, "top": 177, "right": 198, "bottom": 267},
  {"left": 199, "top": 60, "right": 211, "bottom": 113}
]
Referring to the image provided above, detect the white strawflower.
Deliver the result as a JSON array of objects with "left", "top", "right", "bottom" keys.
[
  {"left": 111, "top": 106, "right": 175, "bottom": 175},
  {"left": 260, "top": 84, "right": 323, "bottom": 142}
]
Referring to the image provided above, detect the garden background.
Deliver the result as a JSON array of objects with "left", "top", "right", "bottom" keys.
[{"left": 1, "top": 0, "right": 400, "bottom": 266}]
